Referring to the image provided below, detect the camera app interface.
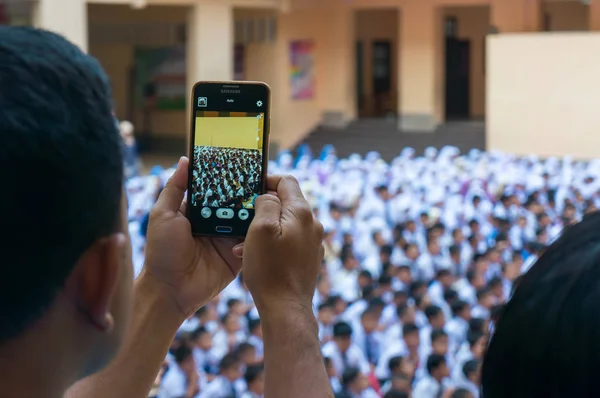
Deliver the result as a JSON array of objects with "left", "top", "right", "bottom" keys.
[{"left": 191, "top": 111, "right": 264, "bottom": 212}]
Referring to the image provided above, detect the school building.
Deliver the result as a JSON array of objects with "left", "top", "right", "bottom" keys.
[{"left": 4, "top": 0, "right": 600, "bottom": 158}]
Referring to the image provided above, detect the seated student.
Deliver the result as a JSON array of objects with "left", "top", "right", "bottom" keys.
[
  {"left": 445, "top": 300, "right": 471, "bottom": 349},
  {"left": 412, "top": 354, "right": 451, "bottom": 398},
  {"left": 234, "top": 342, "right": 258, "bottom": 368},
  {"left": 452, "top": 331, "right": 486, "bottom": 384},
  {"left": 482, "top": 213, "right": 600, "bottom": 397},
  {"left": 246, "top": 319, "right": 264, "bottom": 360},
  {"left": 451, "top": 388, "right": 475, "bottom": 398},
  {"left": 159, "top": 345, "right": 200, "bottom": 398},
  {"left": 428, "top": 329, "right": 454, "bottom": 372},
  {"left": 380, "top": 374, "right": 412, "bottom": 396},
  {"left": 213, "top": 313, "right": 246, "bottom": 359},
  {"left": 325, "top": 357, "right": 343, "bottom": 394},
  {"left": 471, "top": 287, "right": 493, "bottom": 319},
  {"left": 191, "top": 326, "right": 220, "bottom": 377},
  {"left": 240, "top": 364, "right": 264, "bottom": 398},
  {"left": 455, "top": 359, "right": 480, "bottom": 398},
  {"left": 200, "top": 353, "right": 244, "bottom": 398},
  {"left": 336, "top": 367, "right": 379, "bottom": 398},
  {"left": 352, "top": 307, "right": 384, "bottom": 365},
  {"left": 379, "top": 356, "right": 415, "bottom": 394},
  {"left": 322, "top": 321, "right": 370, "bottom": 377},
  {"left": 420, "top": 305, "right": 446, "bottom": 351},
  {"left": 318, "top": 302, "right": 336, "bottom": 343}
]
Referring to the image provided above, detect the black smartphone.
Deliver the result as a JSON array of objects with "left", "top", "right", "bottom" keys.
[{"left": 187, "top": 81, "right": 271, "bottom": 237}]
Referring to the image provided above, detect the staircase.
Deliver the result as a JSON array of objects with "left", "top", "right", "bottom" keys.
[{"left": 294, "top": 118, "right": 486, "bottom": 161}]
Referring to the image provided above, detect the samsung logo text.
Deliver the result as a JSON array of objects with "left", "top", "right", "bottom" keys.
[{"left": 221, "top": 89, "right": 240, "bottom": 94}]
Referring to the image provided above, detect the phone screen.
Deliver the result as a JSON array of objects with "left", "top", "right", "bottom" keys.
[{"left": 188, "top": 82, "right": 270, "bottom": 236}]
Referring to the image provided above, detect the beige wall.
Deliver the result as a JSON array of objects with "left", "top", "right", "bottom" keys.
[
  {"left": 486, "top": 33, "right": 600, "bottom": 159},
  {"left": 544, "top": 1, "right": 588, "bottom": 31},
  {"left": 88, "top": 4, "right": 188, "bottom": 136}
]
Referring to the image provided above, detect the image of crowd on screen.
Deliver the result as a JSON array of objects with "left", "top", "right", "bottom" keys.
[{"left": 191, "top": 146, "right": 262, "bottom": 209}]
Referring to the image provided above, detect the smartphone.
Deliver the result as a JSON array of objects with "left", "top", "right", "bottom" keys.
[{"left": 187, "top": 81, "right": 270, "bottom": 237}]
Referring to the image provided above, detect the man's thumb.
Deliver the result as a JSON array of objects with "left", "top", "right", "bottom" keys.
[{"left": 155, "top": 157, "right": 189, "bottom": 213}]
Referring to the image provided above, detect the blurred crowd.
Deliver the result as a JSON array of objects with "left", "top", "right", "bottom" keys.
[{"left": 124, "top": 141, "right": 600, "bottom": 398}]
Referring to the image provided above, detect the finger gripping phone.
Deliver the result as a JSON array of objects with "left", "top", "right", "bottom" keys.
[{"left": 187, "top": 81, "right": 270, "bottom": 237}]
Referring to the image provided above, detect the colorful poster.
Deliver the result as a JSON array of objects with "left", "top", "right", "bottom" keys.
[
  {"left": 134, "top": 46, "right": 186, "bottom": 111},
  {"left": 289, "top": 40, "right": 315, "bottom": 100}
]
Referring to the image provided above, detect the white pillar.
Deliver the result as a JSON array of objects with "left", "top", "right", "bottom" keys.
[
  {"left": 33, "top": 0, "right": 88, "bottom": 52},
  {"left": 186, "top": 0, "right": 234, "bottom": 87}
]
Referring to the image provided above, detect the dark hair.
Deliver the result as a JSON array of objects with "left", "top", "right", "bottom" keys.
[
  {"left": 173, "top": 345, "right": 193, "bottom": 364},
  {"left": 249, "top": 318, "right": 261, "bottom": 332},
  {"left": 227, "top": 298, "right": 241, "bottom": 309},
  {"left": 0, "top": 27, "right": 123, "bottom": 343},
  {"left": 430, "top": 328, "right": 448, "bottom": 343},
  {"left": 234, "top": 342, "right": 255, "bottom": 356},
  {"left": 463, "top": 359, "right": 479, "bottom": 379},
  {"left": 451, "top": 389, "right": 474, "bottom": 398},
  {"left": 426, "top": 354, "right": 446, "bottom": 375},
  {"left": 388, "top": 355, "right": 403, "bottom": 371},
  {"left": 341, "top": 367, "right": 360, "bottom": 386},
  {"left": 333, "top": 321, "right": 353, "bottom": 337},
  {"left": 219, "top": 353, "right": 240, "bottom": 372},
  {"left": 451, "top": 300, "right": 470, "bottom": 317},
  {"left": 467, "top": 330, "right": 484, "bottom": 347},
  {"left": 244, "top": 364, "right": 264, "bottom": 385},
  {"left": 424, "top": 305, "right": 442, "bottom": 320},
  {"left": 469, "top": 317, "right": 486, "bottom": 334},
  {"left": 190, "top": 326, "right": 209, "bottom": 341},
  {"left": 402, "top": 323, "right": 419, "bottom": 337},
  {"left": 476, "top": 287, "right": 491, "bottom": 301},
  {"left": 482, "top": 212, "right": 600, "bottom": 398}
]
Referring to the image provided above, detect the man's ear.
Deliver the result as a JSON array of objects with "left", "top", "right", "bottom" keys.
[{"left": 65, "top": 233, "right": 127, "bottom": 332}]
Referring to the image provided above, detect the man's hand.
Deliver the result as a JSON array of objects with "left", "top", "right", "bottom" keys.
[
  {"left": 142, "top": 156, "right": 243, "bottom": 321},
  {"left": 242, "top": 175, "right": 325, "bottom": 312}
]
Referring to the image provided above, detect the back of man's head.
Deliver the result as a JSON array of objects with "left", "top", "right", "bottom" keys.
[
  {"left": 0, "top": 27, "right": 123, "bottom": 343},
  {"left": 482, "top": 212, "right": 600, "bottom": 397}
]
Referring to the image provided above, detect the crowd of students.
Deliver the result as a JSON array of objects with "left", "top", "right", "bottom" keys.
[
  {"left": 125, "top": 144, "right": 600, "bottom": 398},
  {"left": 191, "top": 146, "right": 263, "bottom": 209}
]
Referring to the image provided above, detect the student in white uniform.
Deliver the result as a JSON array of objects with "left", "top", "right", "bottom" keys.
[
  {"left": 338, "top": 367, "right": 379, "bottom": 398},
  {"left": 240, "top": 364, "right": 264, "bottom": 398},
  {"left": 200, "top": 354, "right": 243, "bottom": 398},
  {"left": 412, "top": 354, "right": 452, "bottom": 398},
  {"left": 322, "top": 321, "right": 370, "bottom": 378},
  {"left": 159, "top": 345, "right": 200, "bottom": 398}
]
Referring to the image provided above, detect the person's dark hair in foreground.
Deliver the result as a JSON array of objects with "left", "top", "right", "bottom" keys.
[
  {"left": 482, "top": 212, "right": 600, "bottom": 398},
  {"left": 0, "top": 26, "right": 330, "bottom": 398}
]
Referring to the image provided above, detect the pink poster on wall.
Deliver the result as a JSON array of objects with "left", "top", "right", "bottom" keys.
[{"left": 289, "top": 40, "right": 315, "bottom": 100}]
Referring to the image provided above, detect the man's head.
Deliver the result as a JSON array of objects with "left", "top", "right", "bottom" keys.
[
  {"left": 482, "top": 212, "right": 600, "bottom": 398},
  {"left": 426, "top": 354, "right": 448, "bottom": 381},
  {"left": 191, "top": 326, "right": 213, "bottom": 351},
  {"left": 173, "top": 345, "right": 195, "bottom": 374},
  {"left": 244, "top": 364, "right": 265, "bottom": 395},
  {"left": 0, "top": 27, "right": 130, "bottom": 378},
  {"left": 317, "top": 303, "right": 334, "bottom": 325},
  {"left": 360, "top": 307, "right": 379, "bottom": 333},
  {"left": 341, "top": 367, "right": 369, "bottom": 394},
  {"left": 219, "top": 353, "right": 242, "bottom": 381},
  {"left": 234, "top": 342, "right": 257, "bottom": 366},
  {"left": 425, "top": 305, "right": 445, "bottom": 329},
  {"left": 430, "top": 329, "right": 449, "bottom": 356},
  {"left": 463, "top": 359, "right": 481, "bottom": 384},
  {"left": 333, "top": 321, "right": 353, "bottom": 352},
  {"left": 249, "top": 318, "right": 262, "bottom": 338},
  {"left": 402, "top": 323, "right": 420, "bottom": 350}
]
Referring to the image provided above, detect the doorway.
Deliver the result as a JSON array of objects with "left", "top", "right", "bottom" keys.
[
  {"left": 444, "top": 16, "right": 471, "bottom": 120},
  {"left": 372, "top": 41, "right": 393, "bottom": 117},
  {"left": 354, "top": 8, "right": 399, "bottom": 118}
]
